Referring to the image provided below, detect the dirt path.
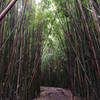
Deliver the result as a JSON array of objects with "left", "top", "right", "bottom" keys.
[{"left": 33, "top": 86, "right": 73, "bottom": 100}]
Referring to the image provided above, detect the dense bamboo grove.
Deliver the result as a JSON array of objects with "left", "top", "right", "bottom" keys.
[{"left": 0, "top": 0, "right": 100, "bottom": 100}]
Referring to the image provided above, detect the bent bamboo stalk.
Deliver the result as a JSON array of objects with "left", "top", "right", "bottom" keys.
[{"left": 0, "top": 0, "right": 17, "bottom": 21}]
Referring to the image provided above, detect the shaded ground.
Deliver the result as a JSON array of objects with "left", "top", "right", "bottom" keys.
[{"left": 33, "top": 86, "right": 84, "bottom": 100}]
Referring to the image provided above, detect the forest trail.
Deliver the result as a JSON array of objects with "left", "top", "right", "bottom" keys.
[{"left": 33, "top": 87, "right": 84, "bottom": 100}]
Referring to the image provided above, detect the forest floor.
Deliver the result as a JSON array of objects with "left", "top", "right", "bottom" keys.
[{"left": 33, "top": 86, "right": 85, "bottom": 100}]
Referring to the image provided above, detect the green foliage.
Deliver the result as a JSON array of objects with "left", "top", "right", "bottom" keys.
[{"left": 0, "top": 0, "right": 100, "bottom": 99}]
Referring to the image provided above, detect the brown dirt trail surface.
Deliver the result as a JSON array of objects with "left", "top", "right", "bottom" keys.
[{"left": 33, "top": 86, "right": 73, "bottom": 100}]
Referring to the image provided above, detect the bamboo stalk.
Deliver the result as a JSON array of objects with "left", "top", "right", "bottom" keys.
[
  {"left": 76, "top": 0, "right": 100, "bottom": 77},
  {"left": 16, "top": 38, "right": 24, "bottom": 100},
  {"left": 0, "top": 0, "right": 17, "bottom": 21},
  {"left": 89, "top": 0, "right": 100, "bottom": 44}
]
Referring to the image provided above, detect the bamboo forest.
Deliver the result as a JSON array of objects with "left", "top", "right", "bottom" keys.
[{"left": 0, "top": 0, "right": 100, "bottom": 100}]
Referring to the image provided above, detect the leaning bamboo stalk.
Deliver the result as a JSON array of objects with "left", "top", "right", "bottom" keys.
[
  {"left": 0, "top": 21, "right": 3, "bottom": 70},
  {"left": 0, "top": 0, "right": 17, "bottom": 21},
  {"left": 76, "top": 0, "right": 100, "bottom": 77},
  {"left": 89, "top": 0, "right": 100, "bottom": 44}
]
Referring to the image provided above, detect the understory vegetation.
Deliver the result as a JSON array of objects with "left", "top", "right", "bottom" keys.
[{"left": 0, "top": 0, "right": 100, "bottom": 100}]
